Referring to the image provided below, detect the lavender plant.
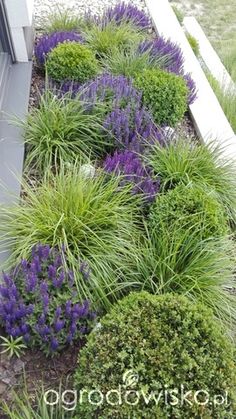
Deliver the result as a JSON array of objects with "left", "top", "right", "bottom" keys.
[
  {"left": 138, "top": 36, "right": 185, "bottom": 74},
  {"left": 102, "top": 2, "right": 150, "bottom": 29},
  {"left": 183, "top": 72, "right": 198, "bottom": 105},
  {"left": 62, "top": 74, "right": 164, "bottom": 152},
  {"left": 103, "top": 150, "right": 160, "bottom": 202},
  {"left": 0, "top": 244, "right": 96, "bottom": 356},
  {"left": 35, "top": 31, "right": 83, "bottom": 66}
]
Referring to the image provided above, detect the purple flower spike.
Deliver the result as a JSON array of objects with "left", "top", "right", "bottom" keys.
[
  {"left": 183, "top": 73, "right": 198, "bottom": 105},
  {"left": 104, "top": 150, "right": 160, "bottom": 202},
  {"left": 139, "top": 36, "right": 185, "bottom": 74},
  {"left": 54, "top": 319, "right": 65, "bottom": 333},
  {"left": 50, "top": 337, "right": 59, "bottom": 351},
  {"left": 48, "top": 265, "right": 57, "bottom": 279},
  {"left": 102, "top": 2, "right": 150, "bottom": 28},
  {"left": 35, "top": 31, "right": 84, "bottom": 65}
]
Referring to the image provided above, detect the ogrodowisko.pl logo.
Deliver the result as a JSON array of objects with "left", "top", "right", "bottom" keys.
[{"left": 43, "top": 369, "right": 230, "bottom": 411}]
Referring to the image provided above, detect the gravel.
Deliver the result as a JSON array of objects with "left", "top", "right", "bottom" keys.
[{"left": 34, "top": 0, "right": 149, "bottom": 28}]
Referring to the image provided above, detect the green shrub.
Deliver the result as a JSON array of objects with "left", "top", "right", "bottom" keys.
[
  {"left": 83, "top": 21, "right": 145, "bottom": 58},
  {"left": 0, "top": 164, "right": 142, "bottom": 310},
  {"left": 147, "top": 139, "right": 236, "bottom": 221},
  {"left": 46, "top": 42, "right": 99, "bottom": 82},
  {"left": 74, "top": 292, "right": 236, "bottom": 418},
  {"left": 186, "top": 33, "right": 200, "bottom": 56},
  {"left": 134, "top": 69, "right": 188, "bottom": 126},
  {"left": 149, "top": 184, "right": 228, "bottom": 240},
  {"left": 22, "top": 90, "right": 108, "bottom": 174}
]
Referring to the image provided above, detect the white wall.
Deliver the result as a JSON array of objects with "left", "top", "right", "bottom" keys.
[{"left": 5, "top": 0, "right": 34, "bottom": 62}]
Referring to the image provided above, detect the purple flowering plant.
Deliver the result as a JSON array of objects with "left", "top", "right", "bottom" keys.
[
  {"left": 103, "top": 150, "right": 160, "bottom": 202},
  {"left": 61, "top": 74, "right": 164, "bottom": 152},
  {"left": 102, "top": 2, "right": 150, "bottom": 29},
  {"left": 84, "top": 2, "right": 150, "bottom": 30},
  {"left": 35, "top": 31, "right": 84, "bottom": 66},
  {"left": 0, "top": 244, "right": 96, "bottom": 356}
]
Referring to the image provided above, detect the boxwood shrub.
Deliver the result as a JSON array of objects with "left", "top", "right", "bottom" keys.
[
  {"left": 134, "top": 68, "right": 188, "bottom": 126},
  {"left": 46, "top": 42, "right": 99, "bottom": 82},
  {"left": 148, "top": 183, "right": 228, "bottom": 240},
  {"left": 74, "top": 292, "right": 236, "bottom": 418}
]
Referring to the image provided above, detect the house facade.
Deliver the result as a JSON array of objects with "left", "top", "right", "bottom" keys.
[{"left": 0, "top": 0, "right": 34, "bottom": 264}]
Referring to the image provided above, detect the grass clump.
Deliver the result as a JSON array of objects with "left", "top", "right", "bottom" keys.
[
  {"left": 147, "top": 139, "right": 236, "bottom": 221},
  {"left": 74, "top": 292, "right": 236, "bottom": 418},
  {"left": 102, "top": 47, "right": 151, "bottom": 78},
  {"left": 0, "top": 164, "right": 142, "bottom": 310},
  {"left": 1, "top": 383, "right": 73, "bottom": 418},
  {"left": 172, "top": 5, "right": 184, "bottom": 23},
  {"left": 37, "top": 5, "right": 82, "bottom": 33},
  {"left": 22, "top": 90, "right": 108, "bottom": 174},
  {"left": 83, "top": 21, "right": 145, "bottom": 58},
  {"left": 134, "top": 69, "right": 188, "bottom": 126},
  {"left": 46, "top": 42, "right": 99, "bottom": 82},
  {"left": 149, "top": 183, "right": 228, "bottom": 240},
  {"left": 137, "top": 223, "right": 236, "bottom": 327},
  {"left": 186, "top": 33, "right": 200, "bottom": 56},
  {"left": 207, "top": 73, "right": 236, "bottom": 132}
]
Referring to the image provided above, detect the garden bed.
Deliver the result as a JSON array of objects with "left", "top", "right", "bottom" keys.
[{"left": 1, "top": 1, "right": 236, "bottom": 417}]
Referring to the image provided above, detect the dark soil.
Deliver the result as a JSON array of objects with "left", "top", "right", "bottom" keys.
[{"left": 0, "top": 339, "right": 85, "bottom": 416}]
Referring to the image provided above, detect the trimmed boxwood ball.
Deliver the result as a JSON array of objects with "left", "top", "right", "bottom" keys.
[
  {"left": 148, "top": 184, "right": 229, "bottom": 240},
  {"left": 74, "top": 292, "right": 236, "bottom": 418},
  {"left": 46, "top": 42, "right": 99, "bottom": 82},
  {"left": 134, "top": 68, "right": 188, "bottom": 126}
]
